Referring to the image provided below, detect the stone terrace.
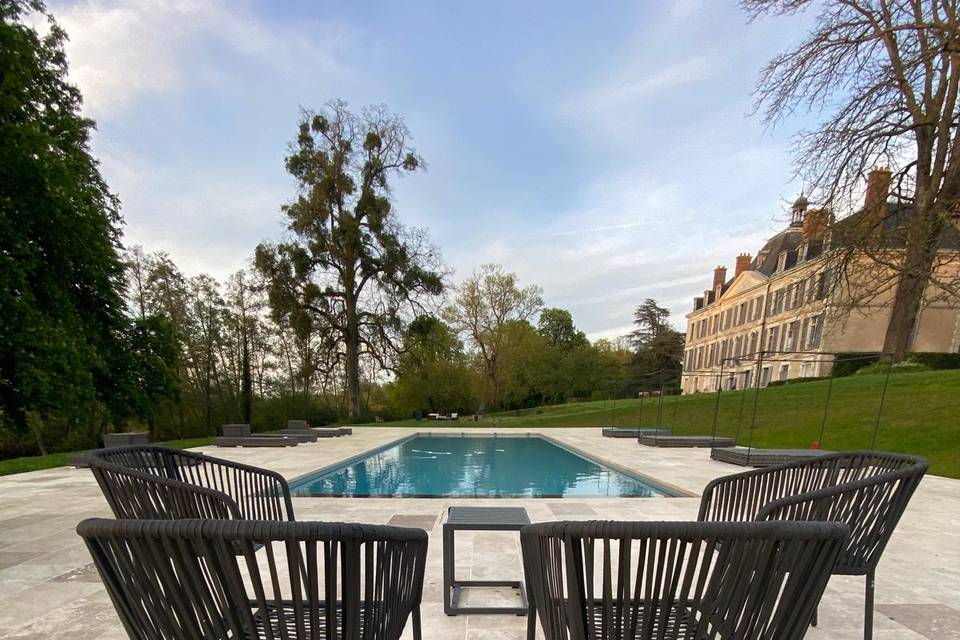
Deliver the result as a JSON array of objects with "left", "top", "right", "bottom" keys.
[{"left": 0, "top": 427, "right": 957, "bottom": 639}]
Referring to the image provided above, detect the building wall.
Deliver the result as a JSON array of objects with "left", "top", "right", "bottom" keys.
[{"left": 681, "top": 254, "right": 960, "bottom": 394}]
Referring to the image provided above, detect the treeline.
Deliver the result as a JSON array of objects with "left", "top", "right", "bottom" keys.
[{"left": 0, "top": 1, "right": 684, "bottom": 459}]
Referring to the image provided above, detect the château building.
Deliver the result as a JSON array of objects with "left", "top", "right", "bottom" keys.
[{"left": 680, "top": 169, "right": 960, "bottom": 393}]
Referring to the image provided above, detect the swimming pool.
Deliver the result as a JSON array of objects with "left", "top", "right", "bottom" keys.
[{"left": 288, "top": 433, "right": 676, "bottom": 498}]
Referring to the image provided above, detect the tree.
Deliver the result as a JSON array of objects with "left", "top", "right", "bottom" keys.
[
  {"left": 746, "top": 0, "right": 960, "bottom": 361},
  {"left": 443, "top": 264, "right": 543, "bottom": 407},
  {"left": 256, "top": 101, "right": 443, "bottom": 418},
  {"left": 629, "top": 299, "right": 671, "bottom": 351},
  {"left": 389, "top": 316, "right": 474, "bottom": 416},
  {"left": 627, "top": 299, "right": 684, "bottom": 392},
  {"left": 537, "top": 308, "right": 588, "bottom": 349},
  {"left": 0, "top": 0, "right": 128, "bottom": 451}
]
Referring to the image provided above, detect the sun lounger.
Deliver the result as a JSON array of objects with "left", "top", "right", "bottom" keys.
[{"left": 638, "top": 435, "right": 735, "bottom": 447}]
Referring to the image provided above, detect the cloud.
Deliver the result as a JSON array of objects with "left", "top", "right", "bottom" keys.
[{"left": 50, "top": 0, "right": 348, "bottom": 120}]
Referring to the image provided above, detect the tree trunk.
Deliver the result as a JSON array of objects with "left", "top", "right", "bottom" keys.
[
  {"left": 241, "top": 324, "right": 252, "bottom": 423},
  {"left": 881, "top": 209, "right": 940, "bottom": 362},
  {"left": 344, "top": 299, "right": 363, "bottom": 418}
]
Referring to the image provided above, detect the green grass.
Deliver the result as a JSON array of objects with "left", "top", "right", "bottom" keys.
[
  {"left": 3, "top": 370, "right": 957, "bottom": 479},
  {"left": 0, "top": 436, "right": 213, "bottom": 477},
  {"left": 362, "top": 370, "right": 960, "bottom": 479}
]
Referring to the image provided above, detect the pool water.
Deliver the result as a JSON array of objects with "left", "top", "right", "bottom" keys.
[{"left": 288, "top": 434, "right": 673, "bottom": 498}]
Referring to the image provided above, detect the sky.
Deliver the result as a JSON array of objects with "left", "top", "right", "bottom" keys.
[{"left": 45, "top": 0, "right": 817, "bottom": 339}]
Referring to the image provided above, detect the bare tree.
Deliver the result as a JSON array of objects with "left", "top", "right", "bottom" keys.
[
  {"left": 747, "top": 0, "right": 960, "bottom": 360},
  {"left": 443, "top": 263, "right": 543, "bottom": 407}
]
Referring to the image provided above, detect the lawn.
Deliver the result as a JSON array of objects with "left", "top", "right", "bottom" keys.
[
  {"left": 2, "top": 370, "right": 956, "bottom": 479},
  {"left": 0, "top": 436, "right": 213, "bottom": 477},
  {"left": 366, "top": 369, "right": 960, "bottom": 479}
]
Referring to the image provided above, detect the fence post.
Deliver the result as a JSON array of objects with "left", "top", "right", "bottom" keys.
[
  {"left": 710, "top": 359, "right": 725, "bottom": 443},
  {"left": 871, "top": 358, "right": 894, "bottom": 450}
]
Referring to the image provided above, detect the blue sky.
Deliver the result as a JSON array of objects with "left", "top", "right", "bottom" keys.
[{"left": 48, "top": 0, "right": 815, "bottom": 338}]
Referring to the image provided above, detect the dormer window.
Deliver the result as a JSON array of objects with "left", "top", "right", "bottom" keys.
[
  {"left": 776, "top": 251, "right": 788, "bottom": 272},
  {"left": 797, "top": 242, "right": 808, "bottom": 262}
]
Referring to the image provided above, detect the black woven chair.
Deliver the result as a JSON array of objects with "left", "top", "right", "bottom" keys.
[
  {"left": 522, "top": 520, "right": 848, "bottom": 640},
  {"left": 87, "top": 445, "right": 295, "bottom": 521},
  {"left": 78, "top": 518, "right": 427, "bottom": 640},
  {"left": 698, "top": 451, "right": 927, "bottom": 640}
]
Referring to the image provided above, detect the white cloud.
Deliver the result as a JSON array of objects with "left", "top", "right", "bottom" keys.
[{"left": 50, "top": 0, "right": 348, "bottom": 120}]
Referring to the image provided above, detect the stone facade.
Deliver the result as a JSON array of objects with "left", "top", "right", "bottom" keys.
[{"left": 681, "top": 172, "right": 960, "bottom": 394}]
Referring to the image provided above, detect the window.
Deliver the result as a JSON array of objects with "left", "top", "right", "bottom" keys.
[
  {"left": 798, "top": 242, "right": 808, "bottom": 262},
  {"left": 809, "top": 314, "right": 824, "bottom": 348},
  {"left": 774, "top": 289, "right": 785, "bottom": 315},
  {"left": 795, "top": 280, "right": 805, "bottom": 307},
  {"left": 800, "top": 318, "right": 809, "bottom": 351},
  {"left": 754, "top": 296, "right": 764, "bottom": 320},
  {"left": 761, "top": 367, "right": 771, "bottom": 386},
  {"left": 767, "top": 326, "right": 779, "bottom": 352},
  {"left": 743, "top": 369, "right": 753, "bottom": 389},
  {"left": 779, "top": 364, "right": 789, "bottom": 381},
  {"left": 801, "top": 362, "right": 812, "bottom": 378},
  {"left": 747, "top": 299, "right": 754, "bottom": 321},
  {"left": 777, "top": 251, "right": 788, "bottom": 272},
  {"left": 784, "top": 285, "right": 794, "bottom": 311},
  {"left": 788, "top": 320, "right": 800, "bottom": 351},
  {"left": 749, "top": 332, "right": 758, "bottom": 355}
]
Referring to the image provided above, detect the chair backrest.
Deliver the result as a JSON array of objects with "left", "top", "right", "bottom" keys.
[
  {"left": 87, "top": 445, "right": 294, "bottom": 522},
  {"left": 522, "top": 520, "right": 848, "bottom": 640},
  {"left": 78, "top": 518, "right": 428, "bottom": 640},
  {"left": 698, "top": 451, "right": 923, "bottom": 524},
  {"left": 756, "top": 452, "right": 927, "bottom": 574}
]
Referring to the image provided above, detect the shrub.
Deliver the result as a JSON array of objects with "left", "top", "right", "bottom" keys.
[{"left": 856, "top": 361, "right": 931, "bottom": 376}]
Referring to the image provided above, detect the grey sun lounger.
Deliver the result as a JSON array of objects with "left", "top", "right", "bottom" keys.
[
  {"left": 638, "top": 435, "right": 736, "bottom": 447},
  {"left": 277, "top": 429, "right": 319, "bottom": 443},
  {"left": 213, "top": 435, "right": 298, "bottom": 447},
  {"left": 311, "top": 427, "right": 345, "bottom": 437},
  {"left": 711, "top": 446, "right": 833, "bottom": 467},
  {"left": 602, "top": 427, "right": 672, "bottom": 438}
]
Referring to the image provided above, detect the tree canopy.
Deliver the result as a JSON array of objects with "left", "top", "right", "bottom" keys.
[{"left": 256, "top": 102, "right": 444, "bottom": 417}]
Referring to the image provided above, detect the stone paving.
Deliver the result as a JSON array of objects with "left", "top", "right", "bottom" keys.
[{"left": 0, "top": 426, "right": 957, "bottom": 639}]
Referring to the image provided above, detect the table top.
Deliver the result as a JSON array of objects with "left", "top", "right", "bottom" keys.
[{"left": 445, "top": 506, "right": 531, "bottom": 529}]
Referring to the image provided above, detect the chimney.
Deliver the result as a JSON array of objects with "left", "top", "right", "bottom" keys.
[
  {"left": 734, "top": 253, "right": 752, "bottom": 277},
  {"left": 864, "top": 167, "right": 892, "bottom": 212},
  {"left": 713, "top": 265, "right": 727, "bottom": 290},
  {"left": 803, "top": 208, "right": 830, "bottom": 240}
]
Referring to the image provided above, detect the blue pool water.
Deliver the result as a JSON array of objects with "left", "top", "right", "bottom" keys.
[{"left": 288, "top": 435, "right": 673, "bottom": 498}]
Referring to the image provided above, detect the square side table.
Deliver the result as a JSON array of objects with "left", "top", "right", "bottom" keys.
[{"left": 442, "top": 506, "right": 530, "bottom": 616}]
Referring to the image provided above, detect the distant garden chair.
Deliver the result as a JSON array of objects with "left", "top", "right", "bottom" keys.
[
  {"left": 78, "top": 518, "right": 427, "bottom": 640},
  {"left": 521, "top": 520, "right": 848, "bottom": 640},
  {"left": 86, "top": 445, "right": 295, "bottom": 521},
  {"left": 698, "top": 451, "right": 928, "bottom": 640}
]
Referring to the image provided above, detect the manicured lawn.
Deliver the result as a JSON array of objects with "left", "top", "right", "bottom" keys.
[
  {"left": 366, "top": 370, "right": 960, "bottom": 479},
  {"left": 0, "top": 436, "right": 213, "bottom": 477}
]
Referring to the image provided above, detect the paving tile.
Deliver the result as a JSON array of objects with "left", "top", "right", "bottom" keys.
[
  {"left": 0, "top": 551, "right": 42, "bottom": 570},
  {"left": 547, "top": 502, "right": 597, "bottom": 516},
  {"left": 876, "top": 604, "right": 960, "bottom": 640},
  {"left": 387, "top": 514, "right": 439, "bottom": 530}
]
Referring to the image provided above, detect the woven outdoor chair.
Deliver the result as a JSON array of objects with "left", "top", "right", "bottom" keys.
[
  {"left": 521, "top": 520, "right": 848, "bottom": 640},
  {"left": 698, "top": 450, "right": 927, "bottom": 640},
  {"left": 78, "top": 518, "right": 428, "bottom": 640},
  {"left": 87, "top": 445, "right": 295, "bottom": 521}
]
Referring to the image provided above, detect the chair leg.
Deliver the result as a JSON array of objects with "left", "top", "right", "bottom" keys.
[
  {"left": 527, "top": 601, "right": 537, "bottom": 640},
  {"left": 864, "top": 571, "right": 875, "bottom": 640},
  {"left": 412, "top": 605, "right": 422, "bottom": 640}
]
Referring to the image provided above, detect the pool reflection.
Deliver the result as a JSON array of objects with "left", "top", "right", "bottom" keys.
[{"left": 290, "top": 436, "right": 666, "bottom": 497}]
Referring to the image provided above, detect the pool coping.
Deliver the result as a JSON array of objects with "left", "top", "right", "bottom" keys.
[{"left": 287, "top": 431, "right": 694, "bottom": 498}]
